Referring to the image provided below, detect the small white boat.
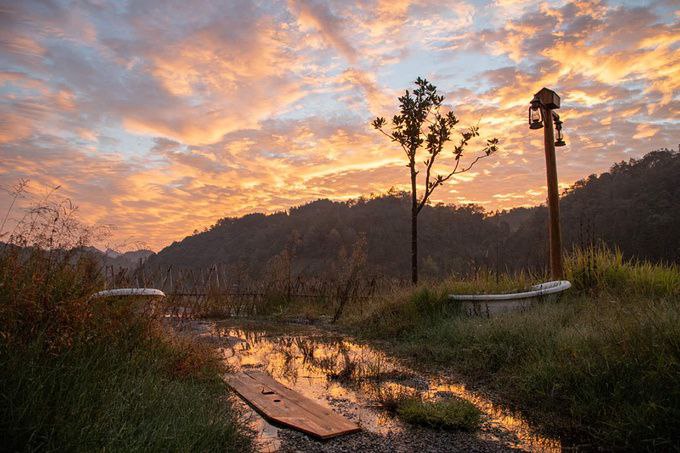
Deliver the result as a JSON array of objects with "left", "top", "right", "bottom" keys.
[
  {"left": 90, "top": 288, "right": 166, "bottom": 299},
  {"left": 449, "top": 280, "right": 571, "bottom": 317}
]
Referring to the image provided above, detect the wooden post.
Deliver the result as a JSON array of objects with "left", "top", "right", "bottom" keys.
[{"left": 535, "top": 87, "right": 564, "bottom": 280}]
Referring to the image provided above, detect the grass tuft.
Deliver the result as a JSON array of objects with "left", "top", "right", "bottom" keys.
[
  {"left": 397, "top": 397, "right": 482, "bottom": 431},
  {"left": 566, "top": 244, "right": 680, "bottom": 298}
]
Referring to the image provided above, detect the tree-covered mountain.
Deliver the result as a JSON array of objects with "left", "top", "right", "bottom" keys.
[
  {"left": 146, "top": 149, "right": 680, "bottom": 278},
  {"left": 504, "top": 148, "right": 680, "bottom": 269}
]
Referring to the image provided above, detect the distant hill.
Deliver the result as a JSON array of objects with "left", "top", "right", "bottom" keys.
[
  {"left": 146, "top": 149, "right": 680, "bottom": 278},
  {"left": 103, "top": 249, "right": 155, "bottom": 270},
  {"left": 0, "top": 244, "right": 154, "bottom": 273},
  {"left": 77, "top": 246, "right": 155, "bottom": 271}
]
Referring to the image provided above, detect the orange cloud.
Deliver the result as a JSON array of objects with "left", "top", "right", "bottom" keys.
[{"left": 1, "top": 0, "right": 678, "bottom": 251}]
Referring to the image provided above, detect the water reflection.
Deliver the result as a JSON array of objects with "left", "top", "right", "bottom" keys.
[{"left": 203, "top": 320, "right": 561, "bottom": 452}]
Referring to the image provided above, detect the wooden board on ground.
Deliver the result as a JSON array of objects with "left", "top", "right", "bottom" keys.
[{"left": 225, "top": 370, "right": 360, "bottom": 439}]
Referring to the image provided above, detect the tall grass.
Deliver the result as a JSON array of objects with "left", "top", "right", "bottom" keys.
[
  {"left": 567, "top": 244, "right": 680, "bottom": 298},
  {"left": 344, "top": 270, "right": 536, "bottom": 339},
  {"left": 348, "top": 247, "right": 680, "bottom": 449},
  {"left": 0, "top": 325, "right": 252, "bottom": 452},
  {"left": 0, "top": 201, "right": 252, "bottom": 451}
]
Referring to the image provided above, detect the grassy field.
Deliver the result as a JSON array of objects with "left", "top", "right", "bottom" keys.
[
  {"left": 0, "top": 247, "right": 253, "bottom": 452},
  {"left": 157, "top": 243, "right": 679, "bottom": 449},
  {"left": 344, "top": 247, "right": 680, "bottom": 449},
  {"left": 6, "top": 235, "right": 675, "bottom": 450}
]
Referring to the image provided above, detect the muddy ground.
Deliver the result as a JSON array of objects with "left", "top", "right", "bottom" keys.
[{"left": 180, "top": 319, "right": 561, "bottom": 453}]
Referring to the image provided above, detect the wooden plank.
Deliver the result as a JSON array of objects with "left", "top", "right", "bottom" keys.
[
  {"left": 246, "top": 371, "right": 356, "bottom": 433},
  {"left": 225, "top": 370, "right": 360, "bottom": 439},
  {"left": 226, "top": 371, "right": 359, "bottom": 439}
]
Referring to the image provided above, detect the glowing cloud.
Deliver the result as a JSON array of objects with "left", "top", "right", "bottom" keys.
[{"left": 0, "top": 0, "right": 677, "bottom": 250}]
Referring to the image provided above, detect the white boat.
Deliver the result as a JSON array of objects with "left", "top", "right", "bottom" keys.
[{"left": 449, "top": 280, "right": 571, "bottom": 316}]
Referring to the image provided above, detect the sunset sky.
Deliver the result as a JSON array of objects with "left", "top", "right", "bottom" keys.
[{"left": 1, "top": 0, "right": 678, "bottom": 251}]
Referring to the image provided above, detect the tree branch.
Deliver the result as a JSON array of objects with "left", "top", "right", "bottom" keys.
[
  {"left": 417, "top": 152, "right": 491, "bottom": 213},
  {"left": 376, "top": 126, "right": 413, "bottom": 161},
  {"left": 440, "top": 153, "right": 490, "bottom": 184}
]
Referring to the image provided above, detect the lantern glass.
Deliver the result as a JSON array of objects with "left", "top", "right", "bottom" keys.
[
  {"left": 529, "top": 101, "right": 543, "bottom": 129},
  {"left": 555, "top": 129, "right": 566, "bottom": 147}
]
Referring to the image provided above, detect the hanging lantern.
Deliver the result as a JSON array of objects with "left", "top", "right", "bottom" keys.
[
  {"left": 529, "top": 98, "right": 543, "bottom": 129},
  {"left": 554, "top": 115, "right": 566, "bottom": 147}
]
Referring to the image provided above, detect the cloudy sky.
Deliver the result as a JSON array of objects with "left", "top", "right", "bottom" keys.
[{"left": 1, "top": 0, "right": 678, "bottom": 250}]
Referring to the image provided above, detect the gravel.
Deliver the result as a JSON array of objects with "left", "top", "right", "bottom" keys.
[{"left": 278, "top": 425, "right": 521, "bottom": 453}]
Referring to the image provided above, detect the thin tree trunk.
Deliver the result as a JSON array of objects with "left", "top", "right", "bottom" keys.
[
  {"left": 410, "top": 165, "right": 418, "bottom": 285},
  {"left": 411, "top": 209, "right": 418, "bottom": 284}
]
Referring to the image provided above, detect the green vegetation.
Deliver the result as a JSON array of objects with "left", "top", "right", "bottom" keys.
[
  {"left": 0, "top": 245, "right": 253, "bottom": 452},
  {"left": 396, "top": 398, "right": 482, "bottom": 431},
  {"left": 372, "top": 384, "right": 481, "bottom": 431},
  {"left": 1, "top": 327, "right": 252, "bottom": 452},
  {"left": 4, "top": 149, "right": 679, "bottom": 450},
  {"left": 347, "top": 247, "right": 680, "bottom": 449}
]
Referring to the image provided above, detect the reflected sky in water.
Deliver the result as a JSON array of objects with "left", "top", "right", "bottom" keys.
[{"left": 202, "top": 320, "right": 560, "bottom": 452}]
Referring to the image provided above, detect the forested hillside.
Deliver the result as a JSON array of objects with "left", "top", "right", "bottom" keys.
[
  {"left": 505, "top": 148, "right": 680, "bottom": 269},
  {"left": 146, "top": 149, "right": 680, "bottom": 278}
]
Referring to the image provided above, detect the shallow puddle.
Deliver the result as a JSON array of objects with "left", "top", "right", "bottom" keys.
[{"left": 196, "top": 320, "right": 561, "bottom": 452}]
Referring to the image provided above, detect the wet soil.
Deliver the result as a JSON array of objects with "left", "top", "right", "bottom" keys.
[{"left": 180, "top": 319, "right": 561, "bottom": 453}]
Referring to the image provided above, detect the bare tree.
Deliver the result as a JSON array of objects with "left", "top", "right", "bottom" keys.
[{"left": 373, "top": 77, "right": 498, "bottom": 284}]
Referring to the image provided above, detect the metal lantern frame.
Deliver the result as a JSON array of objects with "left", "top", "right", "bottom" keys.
[
  {"left": 529, "top": 98, "right": 543, "bottom": 129},
  {"left": 528, "top": 94, "right": 567, "bottom": 147},
  {"left": 553, "top": 113, "right": 566, "bottom": 147}
]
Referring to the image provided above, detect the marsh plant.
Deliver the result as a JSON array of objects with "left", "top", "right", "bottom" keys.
[{"left": 372, "top": 384, "right": 482, "bottom": 431}]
